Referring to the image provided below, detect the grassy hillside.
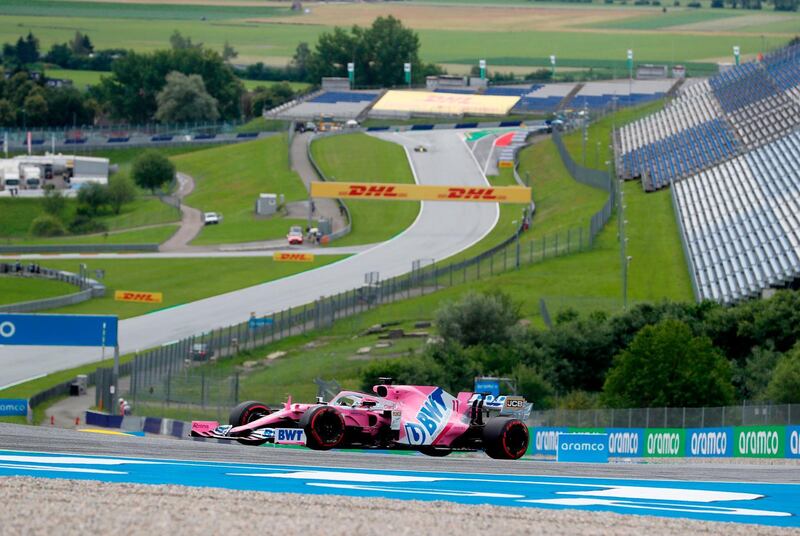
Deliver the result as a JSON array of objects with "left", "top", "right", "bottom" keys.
[
  {"left": 0, "top": 276, "right": 77, "bottom": 305},
  {"left": 311, "top": 133, "right": 420, "bottom": 246},
  {"left": 176, "top": 135, "right": 309, "bottom": 245},
  {"left": 36, "top": 255, "right": 346, "bottom": 319}
]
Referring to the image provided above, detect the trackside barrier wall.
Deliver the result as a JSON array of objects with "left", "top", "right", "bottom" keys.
[{"left": 528, "top": 425, "right": 800, "bottom": 459}]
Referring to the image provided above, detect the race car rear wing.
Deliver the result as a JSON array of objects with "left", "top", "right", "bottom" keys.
[{"left": 467, "top": 394, "right": 532, "bottom": 421}]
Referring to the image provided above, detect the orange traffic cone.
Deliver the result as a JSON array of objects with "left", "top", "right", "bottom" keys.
[{"left": 75, "top": 416, "right": 80, "bottom": 427}]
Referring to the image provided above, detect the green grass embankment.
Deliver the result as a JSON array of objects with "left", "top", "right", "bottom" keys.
[{"left": 311, "top": 133, "right": 420, "bottom": 246}]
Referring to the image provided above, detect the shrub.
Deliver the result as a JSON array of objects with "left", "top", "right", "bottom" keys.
[
  {"left": 435, "top": 290, "right": 521, "bottom": 347},
  {"left": 41, "top": 189, "right": 67, "bottom": 217},
  {"left": 765, "top": 345, "right": 800, "bottom": 403},
  {"left": 69, "top": 214, "right": 107, "bottom": 235},
  {"left": 29, "top": 214, "right": 66, "bottom": 237}
]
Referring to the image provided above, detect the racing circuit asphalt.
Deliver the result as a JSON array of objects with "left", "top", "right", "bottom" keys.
[
  {"left": 0, "top": 130, "right": 499, "bottom": 389},
  {"left": 1, "top": 423, "right": 798, "bottom": 484}
]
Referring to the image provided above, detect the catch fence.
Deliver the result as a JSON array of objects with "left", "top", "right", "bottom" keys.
[{"left": 531, "top": 403, "right": 800, "bottom": 428}]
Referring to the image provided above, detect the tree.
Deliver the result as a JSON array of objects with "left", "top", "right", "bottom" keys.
[
  {"left": 77, "top": 182, "right": 111, "bottom": 216},
  {"left": 603, "top": 319, "right": 734, "bottom": 408},
  {"left": 435, "top": 290, "right": 521, "bottom": 347},
  {"left": 765, "top": 344, "right": 800, "bottom": 403},
  {"left": 101, "top": 47, "right": 242, "bottom": 123},
  {"left": 222, "top": 40, "right": 238, "bottom": 62},
  {"left": 154, "top": 71, "right": 220, "bottom": 123},
  {"left": 107, "top": 175, "right": 137, "bottom": 215},
  {"left": 306, "top": 16, "right": 436, "bottom": 87},
  {"left": 29, "top": 214, "right": 66, "bottom": 237},
  {"left": 170, "top": 30, "right": 202, "bottom": 51},
  {"left": 290, "top": 42, "right": 312, "bottom": 81},
  {"left": 250, "top": 82, "right": 295, "bottom": 115},
  {"left": 22, "top": 92, "right": 48, "bottom": 126},
  {"left": 45, "top": 43, "right": 73, "bottom": 67},
  {"left": 70, "top": 31, "right": 93, "bottom": 55},
  {"left": 41, "top": 189, "right": 67, "bottom": 218},
  {"left": 0, "top": 99, "right": 13, "bottom": 126},
  {"left": 131, "top": 150, "right": 175, "bottom": 193}
]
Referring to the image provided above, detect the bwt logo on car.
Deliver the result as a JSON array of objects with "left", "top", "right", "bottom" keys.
[
  {"left": 0, "top": 321, "right": 16, "bottom": 338},
  {"left": 404, "top": 388, "right": 451, "bottom": 446},
  {"left": 444, "top": 188, "right": 497, "bottom": 200},
  {"left": 739, "top": 430, "right": 780, "bottom": 456},
  {"left": 608, "top": 431, "right": 639, "bottom": 455},
  {"left": 647, "top": 432, "right": 681, "bottom": 456},
  {"left": 276, "top": 429, "right": 305, "bottom": 445},
  {"left": 690, "top": 431, "right": 727, "bottom": 456},
  {"left": 346, "top": 185, "right": 403, "bottom": 198}
]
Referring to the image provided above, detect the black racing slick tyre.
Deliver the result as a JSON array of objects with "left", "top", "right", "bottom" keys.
[
  {"left": 482, "top": 418, "right": 529, "bottom": 460},
  {"left": 419, "top": 446, "right": 452, "bottom": 457},
  {"left": 300, "top": 406, "right": 346, "bottom": 450},
  {"left": 229, "top": 400, "right": 271, "bottom": 446}
]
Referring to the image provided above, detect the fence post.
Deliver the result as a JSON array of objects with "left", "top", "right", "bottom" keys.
[
  {"left": 201, "top": 370, "right": 206, "bottom": 409},
  {"left": 516, "top": 233, "right": 521, "bottom": 269},
  {"left": 542, "top": 235, "right": 546, "bottom": 259}
]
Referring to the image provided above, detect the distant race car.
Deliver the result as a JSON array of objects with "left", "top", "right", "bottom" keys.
[
  {"left": 190, "top": 380, "right": 531, "bottom": 459},
  {"left": 286, "top": 225, "right": 304, "bottom": 245}
]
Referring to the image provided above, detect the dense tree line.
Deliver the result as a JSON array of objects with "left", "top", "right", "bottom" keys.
[
  {"left": 362, "top": 290, "right": 800, "bottom": 409},
  {"left": 0, "top": 69, "right": 96, "bottom": 128},
  {"left": 290, "top": 16, "right": 443, "bottom": 87}
]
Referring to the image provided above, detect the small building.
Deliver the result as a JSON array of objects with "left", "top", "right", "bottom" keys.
[
  {"left": 321, "top": 77, "right": 351, "bottom": 92},
  {"left": 0, "top": 154, "right": 109, "bottom": 192},
  {"left": 636, "top": 64, "right": 669, "bottom": 80}
]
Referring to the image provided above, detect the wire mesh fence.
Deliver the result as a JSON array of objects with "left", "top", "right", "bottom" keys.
[{"left": 531, "top": 404, "right": 800, "bottom": 428}]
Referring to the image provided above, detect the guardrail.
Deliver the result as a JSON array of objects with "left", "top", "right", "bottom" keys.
[
  {"left": 0, "top": 263, "right": 106, "bottom": 313},
  {"left": 0, "top": 244, "right": 159, "bottom": 254}
]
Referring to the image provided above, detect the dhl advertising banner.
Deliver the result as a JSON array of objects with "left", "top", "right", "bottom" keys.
[
  {"left": 310, "top": 181, "right": 531, "bottom": 204},
  {"left": 273, "top": 252, "right": 315, "bottom": 262},
  {"left": 114, "top": 290, "right": 163, "bottom": 304}
]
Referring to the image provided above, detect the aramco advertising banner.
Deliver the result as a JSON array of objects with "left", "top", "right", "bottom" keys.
[{"left": 528, "top": 425, "right": 797, "bottom": 459}]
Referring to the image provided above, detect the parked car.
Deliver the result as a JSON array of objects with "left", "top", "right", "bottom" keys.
[
  {"left": 287, "top": 225, "right": 304, "bottom": 245},
  {"left": 203, "top": 212, "right": 220, "bottom": 225},
  {"left": 189, "top": 343, "right": 214, "bottom": 361}
]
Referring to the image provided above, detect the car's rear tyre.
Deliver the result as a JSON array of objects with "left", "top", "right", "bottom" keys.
[
  {"left": 483, "top": 418, "right": 529, "bottom": 460},
  {"left": 229, "top": 400, "right": 271, "bottom": 446},
  {"left": 300, "top": 406, "right": 345, "bottom": 450},
  {"left": 419, "top": 446, "right": 452, "bottom": 457}
]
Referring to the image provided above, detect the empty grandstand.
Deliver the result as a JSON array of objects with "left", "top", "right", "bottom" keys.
[
  {"left": 511, "top": 83, "right": 575, "bottom": 113},
  {"left": 616, "top": 42, "right": 800, "bottom": 303},
  {"left": 673, "top": 130, "right": 800, "bottom": 303},
  {"left": 273, "top": 91, "right": 381, "bottom": 120},
  {"left": 617, "top": 43, "right": 800, "bottom": 191},
  {"left": 568, "top": 80, "right": 675, "bottom": 111}
]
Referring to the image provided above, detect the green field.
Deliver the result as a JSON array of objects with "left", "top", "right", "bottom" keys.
[
  {"left": 175, "top": 135, "right": 309, "bottom": 245},
  {"left": 0, "top": 275, "right": 77, "bottom": 305},
  {"left": 311, "top": 133, "right": 420, "bottom": 246},
  {"left": 30, "top": 256, "right": 346, "bottom": 319},
  {"left": 240, "top": 80, "right": 311, "bottom": 92},
  {"left": 583, "top": 10, "right": 740, "bottom": 31},
  {"left": 0, "top": 9, "right": 783, "bottom": 71},
  {"left": 47, "top": 68, "right": 311, "bottom": 94},
  {"left": 0, "top": 224, "right": 178, "bottom": 247}
]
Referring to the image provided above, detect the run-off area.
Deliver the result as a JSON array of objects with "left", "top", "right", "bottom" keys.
[{"left": 0, "top": 450, "right": 798, "bottom": 529}]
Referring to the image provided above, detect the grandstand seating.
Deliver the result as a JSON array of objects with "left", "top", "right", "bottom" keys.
[
  {"left": 485, "top": 84, "right": 542, "bottom": 97},
  {"left": 617, "top": 43, "right": 800, "bottom": 191},
  {"left": 433, "top": 88, "right": 477, "bottom": 94},
  {"left": 621, "top": 118, "right": 738, "bottom": 190},
  {"left": 673, "top": 130, "right": 800, "bottom": 303},
  {"left": 309, "top": 91, "right": 379, "bottom": 104}
]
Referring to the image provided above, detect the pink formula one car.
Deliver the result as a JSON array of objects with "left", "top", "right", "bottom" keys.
[{"left": 191, "top": 380, "right": 531, "bottom": 459}]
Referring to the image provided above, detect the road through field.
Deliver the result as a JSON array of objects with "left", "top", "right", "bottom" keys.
[{"left": 0, "top": 130, "right": 498, "bottom": 389}]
